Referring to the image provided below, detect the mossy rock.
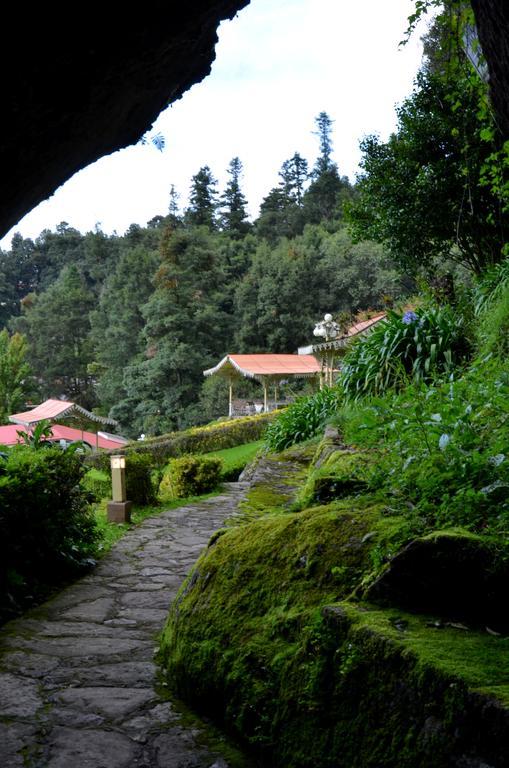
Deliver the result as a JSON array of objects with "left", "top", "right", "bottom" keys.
[
  {"left": 297, "top": 450, "right": 372, "bottom": 508},
  {"left": 365, "top": 530, "right": 509, "bottom": 631}
]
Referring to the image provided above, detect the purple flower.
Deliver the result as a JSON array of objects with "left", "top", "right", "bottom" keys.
[{"left": 402, "top": 311, "right": 418, "bottom": 325}]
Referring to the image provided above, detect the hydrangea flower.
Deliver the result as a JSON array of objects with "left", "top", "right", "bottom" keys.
[{"left": 402, "top": 310, "right": 418, "bottom": 325}]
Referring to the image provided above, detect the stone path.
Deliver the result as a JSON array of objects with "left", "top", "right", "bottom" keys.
[{"left": 0, "top": 482, "right": 251, "bottom": 768}]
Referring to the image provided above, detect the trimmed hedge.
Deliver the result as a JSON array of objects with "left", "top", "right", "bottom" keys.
[
  {"left": 159, "top": 456, "right": 223, "bottom": 500},
  {"left": 86, "top": 412, "right": 277, "bottom": 469},
  {"left": 122, "top": 452, "right": 158, "bottom": 505}
]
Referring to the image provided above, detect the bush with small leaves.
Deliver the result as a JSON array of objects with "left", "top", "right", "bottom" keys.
[
  {"left": 0, "top": 446, "right": 98, "bottom": 621},
  {"left": 159, "top": 455, "right": 223, "bottom": 500}
]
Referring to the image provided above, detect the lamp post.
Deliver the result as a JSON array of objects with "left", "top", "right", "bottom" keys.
[
  {"left": 313, "top": 313, "right": 340, "bottom": 386},
  {"left": 107, "top": 454, "right": 132, "bottom": 523}
]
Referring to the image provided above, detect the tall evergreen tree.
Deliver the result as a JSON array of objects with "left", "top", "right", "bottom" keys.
[
  {"left": 220, "top": 157, "right": 250, "bottom": 237},
  {"left": 313, "top": 112, "right": 335, "bottom": 175},
  {"left": 256, "top": 153, "right": 308, "bottom": 242},
  {"left": 14, "top": 265, "right": 96, "bottom": 406},
  {"left": 168, "top": 184, "right": 182, "bottom": 228},
  {"left": 89, "top": 244, "right": 160, "bottom": 414},
  {"left": 117, "top": 227, "right": 232, "bottom": 435},
  {"left": 281, "top": 152, "right": 309, "bottom": 206},
  {"left": 185, "top": 166, "right": 218, "bottom": 229},
  {"left": 302, "top": 111, "right": 352, "bottom": 225}
]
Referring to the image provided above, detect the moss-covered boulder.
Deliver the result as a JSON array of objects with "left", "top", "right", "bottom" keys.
[
  {"left": 159, "top": 442, "right": 509, "bottom": 766},
  {"left": 159, "top": 498, "right": 383, "bottom": 751},
  {"left": 297, "top": 449, "right": 373, "bottom": 508},
  {"left": 365, "top": 530, "right": 509, "bottom": 631}
]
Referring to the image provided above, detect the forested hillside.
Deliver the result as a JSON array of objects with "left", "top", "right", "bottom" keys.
[{"left": 0, "top": 113, "right": 403, "bottom": 436}]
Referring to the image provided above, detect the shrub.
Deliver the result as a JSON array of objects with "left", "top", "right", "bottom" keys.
[
  {"left": 82, "top": 468, "right": 111, "bottom": 502},
  {"left": 0, "top": 447, "right": 98, "bottom": 620},
  {"left": 341, "top": 306, "right": 472, "bottom": 400},
  {"left": 85, "top": 412, "right": 276, "bottom": 469},
  {"left": 476, "top": 282, "right": 509, "bottom": 357},
  {"left": 159, "top": 455, "right": 223, "bottom": 500},
  {"left": 122, "top": 452, "right": 157, "bottom": 505},
  {"left": 474, "top": 256, "right": 509, "bottom": 316},
  {"left": 337, "top": 356, "right": 509, "bottom": 535},
  {"left": 265, "top": 387, "right": 341, "bottom": 452}
]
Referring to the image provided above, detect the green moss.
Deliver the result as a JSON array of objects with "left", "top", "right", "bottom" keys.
[
  {"left": 234, "top": 441, "right": 317, "bottom": 524},
  {"left": 160, "top": 436, "right": 509, "bottom": 766},
  {"left": 296, "top": 449, "right": 375, "bottom": 509},
  {"left": 344, "top": 603, "right": 509, "bottom": 706}
]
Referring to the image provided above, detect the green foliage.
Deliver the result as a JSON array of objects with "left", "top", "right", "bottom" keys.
[
  {"left": 0, "top": 330, "right": 31, "bottom": 423},
  {"left": 347, "top": 65, "right": 508, "bottom": 275},
  {"left": 116, "top": 225, "right": 232, "bottom": 435},
  {"left": 89, "top": 243, "right": 160, "bottom": 414},
  {"left": 185, "top": 166, "right": 218, "bottom": 229},
  {"left": 160, "top": 447, "right": 509, "bottom": 765},
  {"left": 159, "top": 455, "right": 223, "bottom": 499},
  {"left": 15, "top": 418, "right": 54, "bottom": 449},
  {"left": 13, "top": 264, "right": 96, "bottom": 407},
  {"left": 94, "top": 412, "right": 276, "bottom": 467},
  {"left": 123, "top": 452, "right": 157, "bottom": 506},
  {"left": 476, "top": 283, "right": 509, "bottom": 357},
  {"left": 265, "top": 388, "right": 341, "bottom": 452},
  {"left": 220, "top": 157, "right": 250, "bottom": 237},
  {"left": 341, "top": 305, "right": 471, "bottom": 399},
  {"left": 0, "top": 446, "right": 98, "bottom": 620},
  {"left": 82, "top": 468, "right": 111, "bottom": 502},
  {"left": 0, "top": 111, "right": 407, "bottom": 435},
  {"left": 338, "top": 355, "right": 509, "bottom": 534},
  {"left": 235, "top": 226, "right": 400, "bottom": 355},
  {"left": 474, "top": 256, "right": 509, "bottom": 315}
]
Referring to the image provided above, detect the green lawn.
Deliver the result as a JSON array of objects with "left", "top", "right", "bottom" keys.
[{"left": 199, "top": 440, "right": 264, "bottom": 478}]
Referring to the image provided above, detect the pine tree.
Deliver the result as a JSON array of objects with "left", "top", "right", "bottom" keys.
[
  {"left": 313, "top": 111, "right": 335, "bottom": 175},
  {"left": 117, "top": 227, "right": 232, "bottom": 434},
  {"left": 168, "top": 184, "right": 182, "bottom": 227},
  {"left": 256, "top": 153, "right": 309, "bottom": 241},
  {"left": 89, "top": 243, "right": 160, "bottom": 414},
  {"left": 185, "top": 166, "right": 218, "bottom": 229},
  {"left": 220, "top": 157, "right": 250, "bottom": 237},
  {"left": 302, "top": 112, "right": 352, "bottom": 225},
  {"left": 15, "top": 265, "right": 96, "bottom": 406}
]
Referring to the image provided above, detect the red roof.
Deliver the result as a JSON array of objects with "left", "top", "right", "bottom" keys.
[
  {"left": 9, "top": 398, "right": 116, "bottom": 427},
  {"left": 204, "top": 354, "right": 321, "bottom": 379},
  {"left": 346, "top": 313, "right": 386, "bottom": 337},
  {"left": 0, "top": 423, "right": 127, "bottom": 450}
]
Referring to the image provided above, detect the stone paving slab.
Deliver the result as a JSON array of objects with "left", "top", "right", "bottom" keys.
[{"left": 0, "top": 483, "right": 250, "bottom": 768}]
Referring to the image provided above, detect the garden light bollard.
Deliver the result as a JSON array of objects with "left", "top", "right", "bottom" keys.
[{"left": 107, "top": 454, "right": 132, "bottom": 523}]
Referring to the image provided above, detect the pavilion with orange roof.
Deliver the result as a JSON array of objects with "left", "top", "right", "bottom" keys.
[{"left": 203, "top": 354, "right": 321, "bottom": 415}]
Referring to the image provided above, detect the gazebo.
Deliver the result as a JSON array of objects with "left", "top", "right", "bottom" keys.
[
  {"left": 9, "top": 398, "right": 121, "bottom": 451},
  {"left": 203, "top": 354, "right": 321, "bottom": 416}
]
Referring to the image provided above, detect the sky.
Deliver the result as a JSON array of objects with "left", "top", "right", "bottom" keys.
[{"left": 0, "top": 0, "right": 431, "bottom": 249}]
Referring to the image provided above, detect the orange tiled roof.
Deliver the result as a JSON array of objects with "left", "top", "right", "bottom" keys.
[{"left": 204, "top": 354, "right": 321, "bottom": 379}]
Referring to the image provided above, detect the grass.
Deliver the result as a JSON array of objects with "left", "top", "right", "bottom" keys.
[
  {"left": 196, "top": 440, "right": 264, "bottom": 479},
  {"left": 92, "top": 489, "right": 223, "bottom": 556}
]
